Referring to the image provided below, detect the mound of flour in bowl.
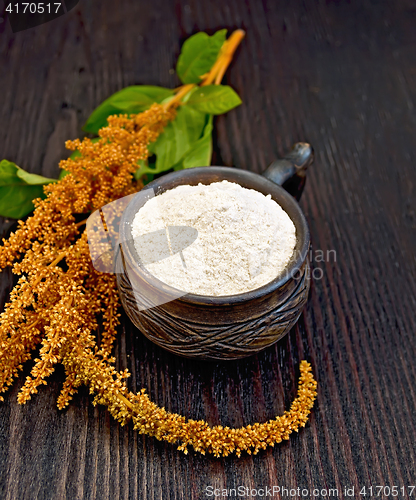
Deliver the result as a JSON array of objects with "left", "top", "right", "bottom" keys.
[{"left": 131, "top": 180, "right": 296, "bottom": 296}]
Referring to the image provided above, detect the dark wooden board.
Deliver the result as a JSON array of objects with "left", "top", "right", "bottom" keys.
[{"left": 1, "top": 0, "right": 415, "bottom": 498}]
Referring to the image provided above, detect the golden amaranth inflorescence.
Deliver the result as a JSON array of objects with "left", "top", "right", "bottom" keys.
[
  {"left": 0, "top": 103, "right": 175, "bottom": 405},
  {"left": 0, "top": 101, "right": 317, "bottom": 457}
]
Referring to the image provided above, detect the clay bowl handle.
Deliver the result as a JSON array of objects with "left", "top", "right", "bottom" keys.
[{"left": 262, "top": 143, "right": 314, "bottom": 200}]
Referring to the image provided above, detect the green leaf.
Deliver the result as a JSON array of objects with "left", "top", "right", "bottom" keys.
[
  {"left": 0, "top": 160, "right": 20, "bottom": 184},
  {"left": 16, "top": 168, "right": 56, "bottom": 185},
  {"left": 133, "top": 160, "right": 151, "bottom": 180},
  {"left": 109, "top": 86, "right": 173, "bottom": 110},
  {"left": 176, "top": 29, "right": 227, "bottom": 84},
  {"left": 186, "top": 85, "right": 242, "bottom": 114},
  {"left": 84, "top": 86, "right": 174, "bottom": 134},
  {"left": 0, "top": 160, "right": 56, "bottom": 219},
  {"left": 174, "top": 115, "right": 213, "bottom": 170},
  {"left": 147, "top": 105, "right": 206, "bottom": 173}
]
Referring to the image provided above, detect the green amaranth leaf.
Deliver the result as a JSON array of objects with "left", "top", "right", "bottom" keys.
[
  {"left": 173, "top": 115, "right": 213, "bottom": 170},
  {"left": 176, "top": 29, "right": 227, "bottom": 84},
  {"left": 147, "top": 105, "right": 206, "bottom": 172},
  {"left": 186, "top": 85, "right": 242, "bottom": 114},
  {"left": 83, "top": 86, "right": 174, "bottom": 134},
  {"left": 0, "top": 160, "right": 56, "bottom": 219},
  {"left": 16, "top": 169, "right": 55, "bottom": 185},
  {"left": 133, "top": 160, "right": 153, "bottom": 181}
]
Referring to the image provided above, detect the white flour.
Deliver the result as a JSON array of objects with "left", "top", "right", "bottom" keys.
[{"left": 131, "top": 180, "right": 296, "bottom": 296}]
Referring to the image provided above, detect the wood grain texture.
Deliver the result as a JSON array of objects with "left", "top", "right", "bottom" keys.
[{"left": 0, "top": 0, "right": 415, "bottom": 498}]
